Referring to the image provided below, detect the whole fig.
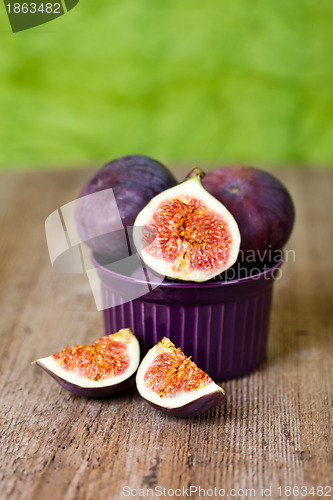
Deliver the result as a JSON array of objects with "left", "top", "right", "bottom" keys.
[
  {"left": 202, "top": 166, "right": 295, "bottom": 262},
  {"left": 76, "top": 155, "right": 177, "bottom": 259}
]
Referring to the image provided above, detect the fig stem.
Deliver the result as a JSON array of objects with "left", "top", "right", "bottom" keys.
[{"left": 184, "top": 167, "right": 206, "bottom": 182}]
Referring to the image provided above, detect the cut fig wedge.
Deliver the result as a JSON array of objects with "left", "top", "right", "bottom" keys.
[
  {"left": 34, "top": 329, "right": 140, "bottom": 397},
  {"left": 136, "top": 338, "right": 225, "bottom": 417},
  {"left": 133, "top": 167, "right": 241, "bottom": 282}
]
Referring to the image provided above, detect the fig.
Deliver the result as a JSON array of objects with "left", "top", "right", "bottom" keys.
[
  {"left": 34, "top": 329, "right": 140, "bottom": 397},
  {"left": 76, "top": 155, "right": 177, "bottom": 259},
  {"left": 133, "top": 167, "right": 241, "bottom": 282},
  {"left": 136, "top": 338, "right": 225, "bottom": 417},
  {"left": 202, "top": 166, "right": 295, "bottom": 260}
]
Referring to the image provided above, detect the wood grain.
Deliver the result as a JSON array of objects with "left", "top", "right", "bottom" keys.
[{"left": 0, "top": 167, "right": 332, "bottom": 500}]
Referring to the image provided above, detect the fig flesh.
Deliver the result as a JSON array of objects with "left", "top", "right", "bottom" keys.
[
  {"left": 34, "top": 329, "right": 140, "bottom": 397},
  {"left": 202, "top": 166, "right": 295, "bottom": 260},
  {"left": 133, "top": 168, "right": 241, "bottom": 282},
  {"left": 136, "top": 338, "right": 225, "bottom": 417},
  {"left": 76, "top": 155, "right": 177, "bottom": 259}
]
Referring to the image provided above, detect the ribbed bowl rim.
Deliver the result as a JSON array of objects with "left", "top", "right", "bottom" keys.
[{"left": 92, "top": 253, "right": 284, "bottom": 289}]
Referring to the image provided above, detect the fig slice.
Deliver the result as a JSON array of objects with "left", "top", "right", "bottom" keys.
[
  {"left": 136, "top": 338, "right": 225, "bottom": 417},
  {"left": 34, "top": 329, "right": 140, "bottom": 398},
  {"left": 133, "top": 168, "right": 241, "bottom": 282}
]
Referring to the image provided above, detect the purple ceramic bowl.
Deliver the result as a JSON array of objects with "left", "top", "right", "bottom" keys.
[{"left": 93, "top": 255, "right": 283, "bottom": 381}]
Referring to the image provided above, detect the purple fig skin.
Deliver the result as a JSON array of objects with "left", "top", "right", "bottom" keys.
[
  {"left": 36, "top": 362, "right": 134, "bottom": 398},
  {"left": 146, "top": 390, "right": 225, "bottom": 418},
  {"left": 202, "top": 166, "right": 295, "bottom": 259},
  {"left": 76, "top": 155, "right": 177, "bottom": 259}
]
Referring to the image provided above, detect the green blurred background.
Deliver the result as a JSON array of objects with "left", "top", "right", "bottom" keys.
[{"left": 0, "top": 0, "right": 332, "bottom": 171}]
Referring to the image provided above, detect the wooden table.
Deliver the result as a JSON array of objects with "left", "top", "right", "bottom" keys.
[{"left": 0, "top": 167, "right": 332, "bottom": 500}]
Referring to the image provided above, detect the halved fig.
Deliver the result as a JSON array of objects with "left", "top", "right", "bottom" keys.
[
  {"left": 34, "top": 329, "right": 140, "bottom": 397},
  {"left": 133, "top": 168, "right": 241, "bottom": 282},
  {"left": 136, "top": 338, "right": 225, "bottom": 417}
]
